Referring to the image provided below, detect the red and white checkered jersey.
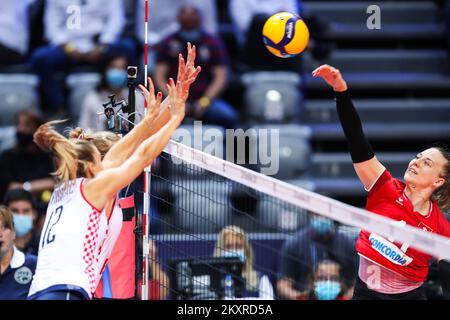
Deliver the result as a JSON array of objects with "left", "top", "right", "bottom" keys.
[{"left": 29, "top": 178, "right": 102, "bottom": 299}]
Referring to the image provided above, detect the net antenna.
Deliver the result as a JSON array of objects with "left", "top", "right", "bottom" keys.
[{"left": 140, "top": 0, "right": 151, "bottom": 301}]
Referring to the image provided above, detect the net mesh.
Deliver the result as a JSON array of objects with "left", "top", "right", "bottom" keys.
[{"left": 140, "top": 141, "right": 450, "bottom": 301}]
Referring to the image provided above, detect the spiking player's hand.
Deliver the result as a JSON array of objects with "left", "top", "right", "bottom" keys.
[{"left": 312, "top": 64, "right": 348, "bottom": 92}]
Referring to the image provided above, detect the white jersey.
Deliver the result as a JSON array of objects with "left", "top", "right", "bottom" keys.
[
  {"left": 94, "top": 199, "right": 123, "bottom": 289},
  {"left": 29, "top": 178, "right": 103, "bottom": 299}
]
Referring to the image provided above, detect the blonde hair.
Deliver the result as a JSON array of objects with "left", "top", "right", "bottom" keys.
[
  {"left": 432, "top": 146, "right": 450, "bottom": 211},
  {"left": 68, "top": 128, "right": 120, "bottom": 159},
  {"left": 34, "top": 121, "right": 97, "bottom": 181},
  {"left": 213, "top": 225, "right": 258, "bottom": 290},
  {"left": 0, "top": 205, "right": 14, "bottom": 231}
]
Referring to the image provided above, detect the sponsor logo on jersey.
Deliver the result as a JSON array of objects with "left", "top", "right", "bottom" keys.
[
  {"left": 14, "top": 266, "right": 33, "bottom": 285},
  {"left": 369, "top": 233, "right": 413, "bottom": 266}
]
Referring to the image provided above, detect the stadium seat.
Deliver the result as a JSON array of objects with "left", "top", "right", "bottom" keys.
[
  {"left": 66, "top": 72, "right": 101, "bottom": 123},
  {"left": 0, "top": 126, "right": 16, "bottom": 153},
  {"left": 250, "top": 124, "right": 312, "bottom": 180},
  {"left": 172, "top": 180, "right": 232, "bottom": 234},
  {"left": 242, "top": 71, "right": 303, "bottom": 124},
  {"left": 0, "top": 74, "right": 39, "bottom": 126}
]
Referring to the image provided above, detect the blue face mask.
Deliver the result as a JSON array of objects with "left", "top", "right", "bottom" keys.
[
  {"left": 223, "top": 249, "right": 246, "bottom": 263},
  {"left": 310, "top": 216, "right": 334, "bottom": 236},
  {"left": 179, "top": 29, "right": 202, "bottom": 41},
  {"left": 106, "top": 68, "right": 127, "bottom": 89},
  {"left": 13, "top": 214, "right": 33, "bottom": 237},
  {"left": 314, "top": 280, "right": 341, "bottom": 300}
]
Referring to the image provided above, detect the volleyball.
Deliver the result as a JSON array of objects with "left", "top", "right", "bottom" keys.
[{"left": 262, "top": 12, "right": 310, "bottom": 58}]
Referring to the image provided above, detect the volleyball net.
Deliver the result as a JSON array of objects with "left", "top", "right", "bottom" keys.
[{"left": 137, "top": 136, "right": 450, "bottom": 300}]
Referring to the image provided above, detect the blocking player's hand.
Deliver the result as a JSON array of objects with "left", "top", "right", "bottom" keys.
[
  {"left": 166, "top": 78, "right": 187, "bottom": 119},
  {"left": 177, "top": 42, "right": 201, "bottom": 94},
  {"left": 312, "top": 64, "right": 348, "bottom": 92}
]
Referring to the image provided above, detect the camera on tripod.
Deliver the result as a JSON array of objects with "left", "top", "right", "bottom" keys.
[{"left": 102, "top": 66, "right": 138, "bottom": 134}]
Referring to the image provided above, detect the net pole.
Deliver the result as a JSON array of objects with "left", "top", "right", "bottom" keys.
[{"left": 141, "top": 0, "right": 150, "bottom": 301}]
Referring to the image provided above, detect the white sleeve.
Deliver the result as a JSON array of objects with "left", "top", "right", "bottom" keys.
[
  {"left": 258, "top": 274, "right": 274, "bottom": 300},
  {"left": 99, "top": 0, "right": 126, "bottom": 44},
  {"left": 44, "top": 0, "right": 69, "bottom": 46}
]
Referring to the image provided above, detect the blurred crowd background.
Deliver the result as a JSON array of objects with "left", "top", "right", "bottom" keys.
[{"left": 1, "top": 0, "right": 450, "bottom": 300}]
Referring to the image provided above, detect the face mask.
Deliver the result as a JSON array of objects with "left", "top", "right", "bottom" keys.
[
  {"left": 16, "top": 132, "right": 34, "bottom": 147},
  {"left": 13, "top": 214, "right": 33, "bottom": 237},
  {"left": 106, "top": 68, "right": 127, "bottom": 88},
  {"left": 314, "top": 280, "right": 341, "bottom": 300},
  {"left": 179, "top": 29, "right": 202, "bottom": 41},
  {"left": 223, "top": 249, "right": 246, "bottom": 263},
  {"left": 310, "top": 216, "right": 334, "bottom": 236}
]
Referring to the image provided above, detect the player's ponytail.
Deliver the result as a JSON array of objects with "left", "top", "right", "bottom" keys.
[
  {"left": 70, "top": 129, "right": 120, "bottom": 159},
  {"left": 34, "top": 121, "right": 97, "bottom": 181},
  {"left": 432, "top": 146, "right": 450, "bottom": 211}
]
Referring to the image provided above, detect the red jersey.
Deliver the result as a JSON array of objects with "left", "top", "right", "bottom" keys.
[{"left": 355, "top": 169, "right": 450, "bottom": 282}]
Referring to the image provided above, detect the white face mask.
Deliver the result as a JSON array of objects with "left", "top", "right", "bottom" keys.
[{"left": 223, "top": 249, "right": 246, "bottom": 263}]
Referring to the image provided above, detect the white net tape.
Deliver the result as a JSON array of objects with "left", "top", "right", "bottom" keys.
[{"left": 164, "top": 140, "right": 450, "bottom": 260}]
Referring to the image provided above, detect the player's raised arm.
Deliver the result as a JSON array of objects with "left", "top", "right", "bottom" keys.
[
  {"left": 84, "top": 79, "right": 187, "bottom": 210},
  {"left": 101, "top": 43, "right": 200, "bottom": 169},
  {"left": 312, "top": 64, "right": 385, "bottom": 190}
]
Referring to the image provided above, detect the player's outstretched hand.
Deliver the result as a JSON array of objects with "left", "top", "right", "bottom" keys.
[
  {"left": 166, "top": 78, "right": 187, "bottom": 119},
  {"left": 177, "top": 42, "right": 202, "bottom": 94},
  {"left": 312, "top": 64, "right": 348, "bottom": 92},
  {"left": 138, "top": 77, "right": 162, "bottom": 122}
]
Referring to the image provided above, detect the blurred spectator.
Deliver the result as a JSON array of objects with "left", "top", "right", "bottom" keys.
[
  {"left": 0, "top": 0, "right": 34, "bottom": 67},
  {"left": 277, "top": 215, "right": 358, "bottom": 300},
  {"left": 78, "top": 55, "right": 145, "bottom": 131},
  {"left": 229, "top": 0, "right": 299, "bottom": 46},
  {"left": 136, "top": 0, "right": 218, "bottom": 72},
  {"left": 30, "top": 0, "right": 136, "bottom": 115},
  {"left": 4, "top": 189, "right": 41, "bottom": 256},
  {"left": 154, "top": 4, "right": 240, "bottom": 129},
  {"left": 0, "top": 109, "right": 55, "bottom": 203},
  {"left": 213, "top": 225, "right": 274, "bottom": 299},
  {"left": 0, "top": 205, "right": 37, "bottom": 300},
  {"left": 303, "top": 259, "right": 349, "bottom": 300}
]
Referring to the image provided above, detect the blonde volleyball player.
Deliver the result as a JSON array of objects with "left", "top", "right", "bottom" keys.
[
  {"left": 27, "top": 78, "right": 188, "bottom": 300},
  {"left": 313, "top": 64, "right": 450, "bottom": 300},
  {"left": 75, "top": 44, "right": 201, "bottom": 297}
]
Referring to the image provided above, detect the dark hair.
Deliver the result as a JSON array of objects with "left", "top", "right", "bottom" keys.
[
  {"left": 14, "top": 109, "right": 44, "bottom": 128},
  {"left": 3, "top": 189, "right": 35, "bottom": 209},
  {"left": 430, "top": 144, "right": 450, "bottom": 211},
  {"left": 97, "top": 55, "right": 128, "bottom": 92}
]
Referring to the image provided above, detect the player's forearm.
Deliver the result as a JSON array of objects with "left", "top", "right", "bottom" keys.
[
  {"left": 138, "top": 114, "right": 184, "bottom": 166},
  {"left": 334, "top": 90, "right": 374, "bottom": 163},
  {"left": 102, "top": 116, "right": 154, "bottom": 169}
]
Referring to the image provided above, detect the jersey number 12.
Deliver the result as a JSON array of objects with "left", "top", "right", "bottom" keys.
[{"left": 41, "top": 205, "right": 64, "bottom": 248}]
